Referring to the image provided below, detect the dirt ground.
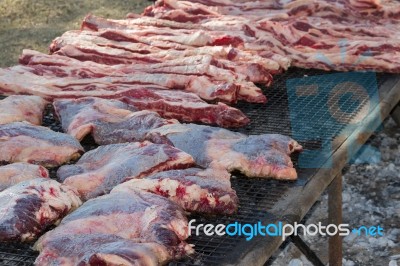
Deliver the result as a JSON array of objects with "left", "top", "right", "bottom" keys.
[{"left": 0, "top": 0, "right": 149, "bottom": 67}]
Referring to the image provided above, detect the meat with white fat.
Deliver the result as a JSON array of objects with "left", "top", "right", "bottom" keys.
[
  {"left": 0, "top": 163, "right": 49, "bottom": 192},
  {"left": 53, "top": 97, "right": 177, "bottom": 144},
  {"left": 112, "top": 167, "right": 238, "bottom": 214},
  {"left": 0, "top": 178, "right": 81, "bottom": 242},
  {"left": 0, "top": 95, "right": 47, "bottom": 125},
  {"left": 57, "top": 141, "right": 195, "bottom": 200},
  {"left": 35, "top": 190, "right": 193, "bottom": 264},
  {"left": 146, "top": 124, "right": 303, "bottom": 180},
  {"left": 0, "top": 122, "right": 84, "bottom": 167}
]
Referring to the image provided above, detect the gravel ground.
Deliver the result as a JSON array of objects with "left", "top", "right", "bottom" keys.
[{"left": 269, "top": 117, "right": 400, "bottom": 266}]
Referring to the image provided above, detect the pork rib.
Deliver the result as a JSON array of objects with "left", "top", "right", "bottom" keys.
[
  {"left": 50, "top": 29, "right": 249, "bottom": 62},
  {"left": 0, "top": 163, "right": 49, "bottom": 192},
  {"left": 53, "top": 97, "right": 177, "bottom": 144},
  {"left": 86, "top": 14, "right": 291, "bottom": 69},
  {"left": 35, "top": 190, "right": 193, "bottom": 263},
  {"left": 120, "top": 89, "right": 249, "bottom": 128},
  {"left": 80, "top": 15, "right": 286, "bottom": 72},
  {"left": 146, "top": 0, "right": 398, "bottom": 22},
  {"left": 21, "top": 49, "right": 266, "bottom": 104},
  {"left": 146, "top": 124, "right": 303, "bottom": 180},
  {"left": 80, "top": 15, "right": 247, "bottom": 51},
  {"left": 142, "top": 0, "right": 282, "bottom": 21},
  {"left": 0, "top": 178, "right": 82, "bottom": 242},
  {"left": 0, "top": 122, "right": 84, "bottom": 167},
  {"left": 112, "top": 167, "right": 238, "bottom": 215},
  {"left": 145, "top": 0, "right": 400, "bottom": 73},
  {"left": 253, "top": 18, "right": 400, "bottom": 73},
  {"left": 4, "top": 64, "right": 237, "bottom": 104},
  {"left": 0, "top": 95, "right": 47, "bottom": 125},
  {"left": 22, "top": 49, "right": 234, "bottom": 81},
  {"left": 78, "top": 23, "right": 254, "bottom": 47},
  {"left": 52, "top": 44, "right": 268, "bottom": 103},
  {"left": 50, "top": 29, "right": 275, "bottom": 89},
  {"left": 57, "top": 141, "right": 195, "bottom": 200},
  {"left": 0, "top": 66, "right": 249, "bottom": 127}
]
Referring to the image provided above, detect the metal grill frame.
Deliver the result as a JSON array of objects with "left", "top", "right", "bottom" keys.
[{"left": 0, "top": 68, "right": 399, "bottom": 266}]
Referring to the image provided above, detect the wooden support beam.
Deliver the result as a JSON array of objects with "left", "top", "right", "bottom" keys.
[
  {"left": 328, "top": 174, "right": 343, "bottom": 266},
  {"left": 391, "top": 104, "right": 400, "bottom": 127},
  {"left": 290, "top": 235, "right": 325, "bottom": 266}
]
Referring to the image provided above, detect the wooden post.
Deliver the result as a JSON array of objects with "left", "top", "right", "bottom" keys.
[
  {"left": 328, "top": 174, "right": 343, "bottom": 266},
  {"left": 391, "top": 104, "right": 400, "bottom": 127}
]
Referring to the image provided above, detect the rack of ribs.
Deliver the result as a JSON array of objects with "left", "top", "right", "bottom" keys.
[
  {"left": 0, "top": 163, "right": 49, "bottom": 192},
  {"left": 47, "top": 30, "right": 271, "bottom": 102},
  {"left": 0, "top": 64, "right": 249, "bottom": 127},
  {"left": 146, "top": 124, "right": 303, "bottom": 180},
  {"left": 53, "top": 97, "right": 177, "bottom": 144},
  {"left": 0, "top": 178, "right": 82, "bottom": 242},
  {"left": 21, "top": 49, "right": 242, "bottom": 104},
  {"left": 0, "top": 122, "right": 84, "bottom": 167},
  {"left": 51, "top": 26, "right": 253, "bottom": 54},
  {"left": 0, "top": 64, "right": 238, "bottom": 103},
  {"left": 144, "top": 0, "right": 400, "bottom": 73},
  {"left": 120, "top": 89, "right": 249, "bottom": 128},
  {"left": 49, "top": 29, "right": 271, "bottom": 93},
  {"left": 112, "top": 167, "right": 238, "bottom": 215},
  {"left": 0, "top": 95, "right": 47, "bottom": 125},
  {"left": 81, "top": 14, "right": 290, "bottom": 73},
  {"left": 57, "top": 141, "right": 195, "bottom": 201},
  {"left": 20, "top": 49, "right": 272, "bottom": 100},
  {"left": 35, "top": 190, "right": 193, "bottom": 264}
]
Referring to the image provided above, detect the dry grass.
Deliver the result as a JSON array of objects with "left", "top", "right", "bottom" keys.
[{"left": 0, "top": 0, "right": 150, "bottom": 67}]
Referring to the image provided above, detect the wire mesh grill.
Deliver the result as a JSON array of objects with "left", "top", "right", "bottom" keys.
[
  {"left": 0, "top": 68, "right": 395, "bottom": 265},
  {"left": 0, "top": 244, "right": 36, "bottom": 265},
  {"left": 174, "top": 68, "right": 391, "bottom": 265}
]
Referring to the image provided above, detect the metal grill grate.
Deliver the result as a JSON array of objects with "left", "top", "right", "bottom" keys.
[
  {"left": 172, "top": 179, "right": 294, "bottom": 266},
  {"left": 0, "top": 244, "right": 36, "bottom": 265},
  {"left": 0, "top": 68, "right": 395, "bottom": 265}
]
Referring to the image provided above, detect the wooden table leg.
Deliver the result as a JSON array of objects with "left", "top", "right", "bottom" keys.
[
  {"left": 328, "top": 174, "right": 343, "bottom": 266},
  {"left": 391, "top": 104, "right": 400, "bottom": 127},
  {"left": 290, "top": 235, "right": 325, "bottom": 266}
]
